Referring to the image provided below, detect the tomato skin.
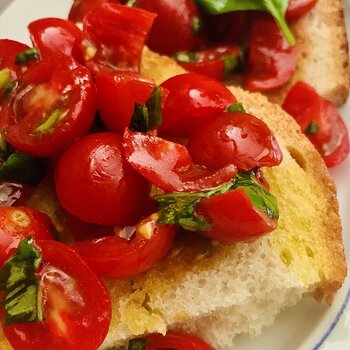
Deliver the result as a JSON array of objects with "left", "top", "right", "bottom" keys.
[
  {"left": 177, "top": 45, "right": 241, "bottom": 81},
  {"left": 0, "top": 206, "right": 53, "bottom": 267},
  {"left": 82, "top": 3, "right": 156, "bottom": 75},
  {"left": 283, "top": 81, "right": 349, "bottom": 167},
  {"left": 187, "top": 111, "right": 283, "bottom": 171},
  {"left": 55, "top": 132, "right": 150, "bottom": 225},
  {"left": 0, "top": 55, "right": 96, "bottom": 158},
  {"left": 68, "top": 0, "right": 119, "bottom": 23},
  {"left": 96, "top": 72, "right": 156, "bottom": 133},
  {"left": 160, "top": 73, "right": 236, "bottom": 137},
  {"left": 73, "top": 213, "right": 177, "bottom": 278},
  {"left": 2, "top": 239, "right": 111, "bottom": 350},
  {"left": 197, "top": 188, "right": 277, "bottom": 243},
  {"left": 123, "top": 129, "right": 237, "bottom": 193},
  {"left": 286, "top": 0, "right": 318, "bottom": 22},
  {"left": 144, "top": 331, "right": 215, "bottom": 350},
  {"left": 136, "top": 0, "right": 202, "bottom": 55},
  {"left": 28, "top": 18, "right": 84, "bottom": 63},
  {"left": 244, "top": 16, "right": 297, "bottom": 92}
]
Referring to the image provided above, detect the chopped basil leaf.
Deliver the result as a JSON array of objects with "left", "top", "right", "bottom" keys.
[
  {"left": 0, "top": 238, "right": 43, "bottom": 325},
  {"left": 0, "top": 68, "right": 16, "bottom": 96},
  {"left": 125, "top": 0, "right": 137, "bottom": 6},
  {"left": 156, "top": 172, "right": 279, "bottom": 230},
  {"left": 227, "top": 102, "right": 246, "bottom": 113},
  {"left": 129, "top": 86, "right": 163, "bottom": 132},
  {"left": 35, "top": 109, "right": 67, "bottom": 134},
  {"left": 195, "top": 0, "right": 295, "bottom": 45},
  {"left": 127, "top": 338, "right": 149, "bottom": 350},
  {"left": 173, "top": 51, "right": 199, "bottom": 63},
  {"left": 222, "top": 54, "right": 240, "bottom": 76},
  {"left": 192, "top": 16, "right": 202, "bottom": 34},
  {"left": 305, "top": 120, "right": 319, "bottom": 135},
  {"left": 15, "top": 48, "right": 40, "bottom": 65}
]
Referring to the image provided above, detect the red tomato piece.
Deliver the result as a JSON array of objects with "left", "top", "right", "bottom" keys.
[
  {"left": 123, "top": 129, "right": 237, "bottom": 193},
  {"left": 55, "top": 132, "right": 150, "bottom": 225},
  {"left": 144, "top": 331, "right": 215, "bottom": 350},
  {"left": 0, "top": 54, "right": 96, "bottom": 158},
  {"left": 68, "top": 0, "right": 119, "bottom": 23},
  {"left": 2, "top": 239, "right": 111, "bottom": 350},
  {"left": 187, "top": 111, "right": 283, "bottom": 171},
  {"left": 244, "top": 16, "right": 297, "bottom": 92},
  {"left": 0, "top": 206, "right": 53, "bottom": 267},
  {"left": 73, "top": 213, "right": 176, "bottom": 278},
  {"left": 283, "top": 81, "right": 349, "bottom": 167},
  {"left": 286, "top": 0, "right": 318, "bottom": 22},
  {"left": 96, "top": 72, "right": 156, "bottom": 133},
  {"left": 160, "top": 73, "right": 236, "bottom": 137},
  {"left": 176, "top": 45, "right": 241, "bottom": 81},
  {"left": 136, "top": 0, "right": 203, "bottom": 55},
  {"left": 197, "top": 188, "right": 277, "bottom": 243},
  {"left": 28, "top": 18, "right": 84, "bottom": 63},
  {"left": 81, "top": 3, "right": 156, "bottom": 75}
]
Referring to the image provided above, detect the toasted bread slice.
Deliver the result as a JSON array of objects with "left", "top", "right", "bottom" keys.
[{"left": 0, "top": 50, "right": 346, "bottom": 350}]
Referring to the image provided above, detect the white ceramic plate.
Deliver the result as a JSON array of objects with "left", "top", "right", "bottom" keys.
[{"left": 0, "top": 1, "right": 349, "bottom": 349}]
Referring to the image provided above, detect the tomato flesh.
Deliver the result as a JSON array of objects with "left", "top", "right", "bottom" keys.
[
  {"left": 286, "top": 0, "right": 318, "bottom": 22},
  {"left": 0, "top": 206, "right": 53, "bottom": 266},
  {"left": 81, "top": 3, "right": 156, "bottom": 75},
  {"left": 160, "top": 73, "right": 236, "bottom": 137},
  {"left": 2, "top": 240, "right": 111, "bottom": 350},
  {"left": 55, "top": 132, "right": 150, "bottom": 225},
  {"left": 28, "top": 17, "right": 83, "bottom": 63},
  {"left": 187, "top": 111, "right": 283, "bottom": 171},
  {"left": 244, "top": 16, "right": 297, "bottom": 91},
  {"left": 144, "top": 331, "right": 215, "bottom": 350},
  {"left": 96, "top": 72, "right": 156, "bottom": 133},
  {"left": 123, "top": 129, "right": 237, "bottom": 193},
  {"left": 73, "top": 213, "right": 177, "bottom": 278},
  {"left": 197, "top": 188, "right": 277, "bottom": 243}
]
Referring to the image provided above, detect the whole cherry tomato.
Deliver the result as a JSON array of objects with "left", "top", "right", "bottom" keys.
[
  {"left": 28, "top": 18, "right": 83, "bottom": 63},
  {"left": 144, "top": 331, "right": 215, "bottom": 350},
  {"left": 160, "top": 73, "right": 236, "bottom": 137},
  {"left": 81, "top": 3, "right": 156, "bottom": 75},
  {"left": 283, "top": 81, "right": 349, "bottom": 167},
  {"left": 123, "top": 129, "right": 237, "bottom": 192},
  {"left": 187, "top": 111, "right": 283, "bottom": 171},
  {"left": 244, "top": 16, "right": 297, "bottom": 92},
  {"left": 136, "top": 0, "right": 203, "bottom": 55},
  {"left": 0, "top": 54, "right": 96, "bottom": 158},
  {"left": 175, "top": 45, "right": 241, "bottom": 81},
  {"left": 68, "top": 0, "right": 119, "bottom": 23},
  {"left": 55, "top": 132, "right": 150, "bottom": 225},
  {"left": 197, "top": 188, "right": 277, "bottom": 243},
  {"left": 2, "top": 239, "right": 111, "bottom": 350},
  {"left": 286, "top": 0, "right": 318, "bottom": 22},
  {"left": 0, "top": 206, "right": 53, "bottom": 266},
  {"left": 96, "top": 72, "right": 156, "bottom": 133},
  {"left": 73, "top": 213, "right": 177, "bottom": 278}
]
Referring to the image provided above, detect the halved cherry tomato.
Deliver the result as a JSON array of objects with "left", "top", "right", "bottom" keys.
[
  {"left": 2, "top": 239, "right": 111, "bottom": 350},
  {"left": 197, "top": 188, "right": 277, "bottom": 243},
  {"left": 0, "top": 54, "right": 96, "bottom": 158},
  {"left": 136, "top": 0, "right": 203, "bottom": 55},
  {"left": 68, "top": 0, "right": 119, "bottom": 23},
  {"left": 244, "top": 16, "right": 297, "bottom": 92},
  {"left": 123, "top": 128, "right": 237, "bottom": 192},
  {"left": 81, "top": 3, "right": 156, "bottom": 75},
  {"left": 187, "top": 111, "right": 283, "bottom": 171},
  {"left": 160, "top": 73, "right": 236, "bottom": 137},
  {"left": 0, "top": 206, "right": 53, "bottom": 267},
  {"left": 28, "top": 18, "right": 83, "bottom": 63},
  {"left": 96, "top": 72, "right": 156, "bottom": 133},
  {"left": 283, "top": 81, "right": 349, "bottom": 167},
  {"left": 55, "top": 132, "right": 150, "bottom": 225},
  {"left": 286, "top": 0, "right": 318, "bottom": 22},
  {"left": 175, "top": 45, "right": 241, "bottom": 81},
  {"left": 144, "top": 331, "right": 215, "bottom": 350},
  {"left": 73, "top": 213, "right": 177, "bottom": 278}
]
